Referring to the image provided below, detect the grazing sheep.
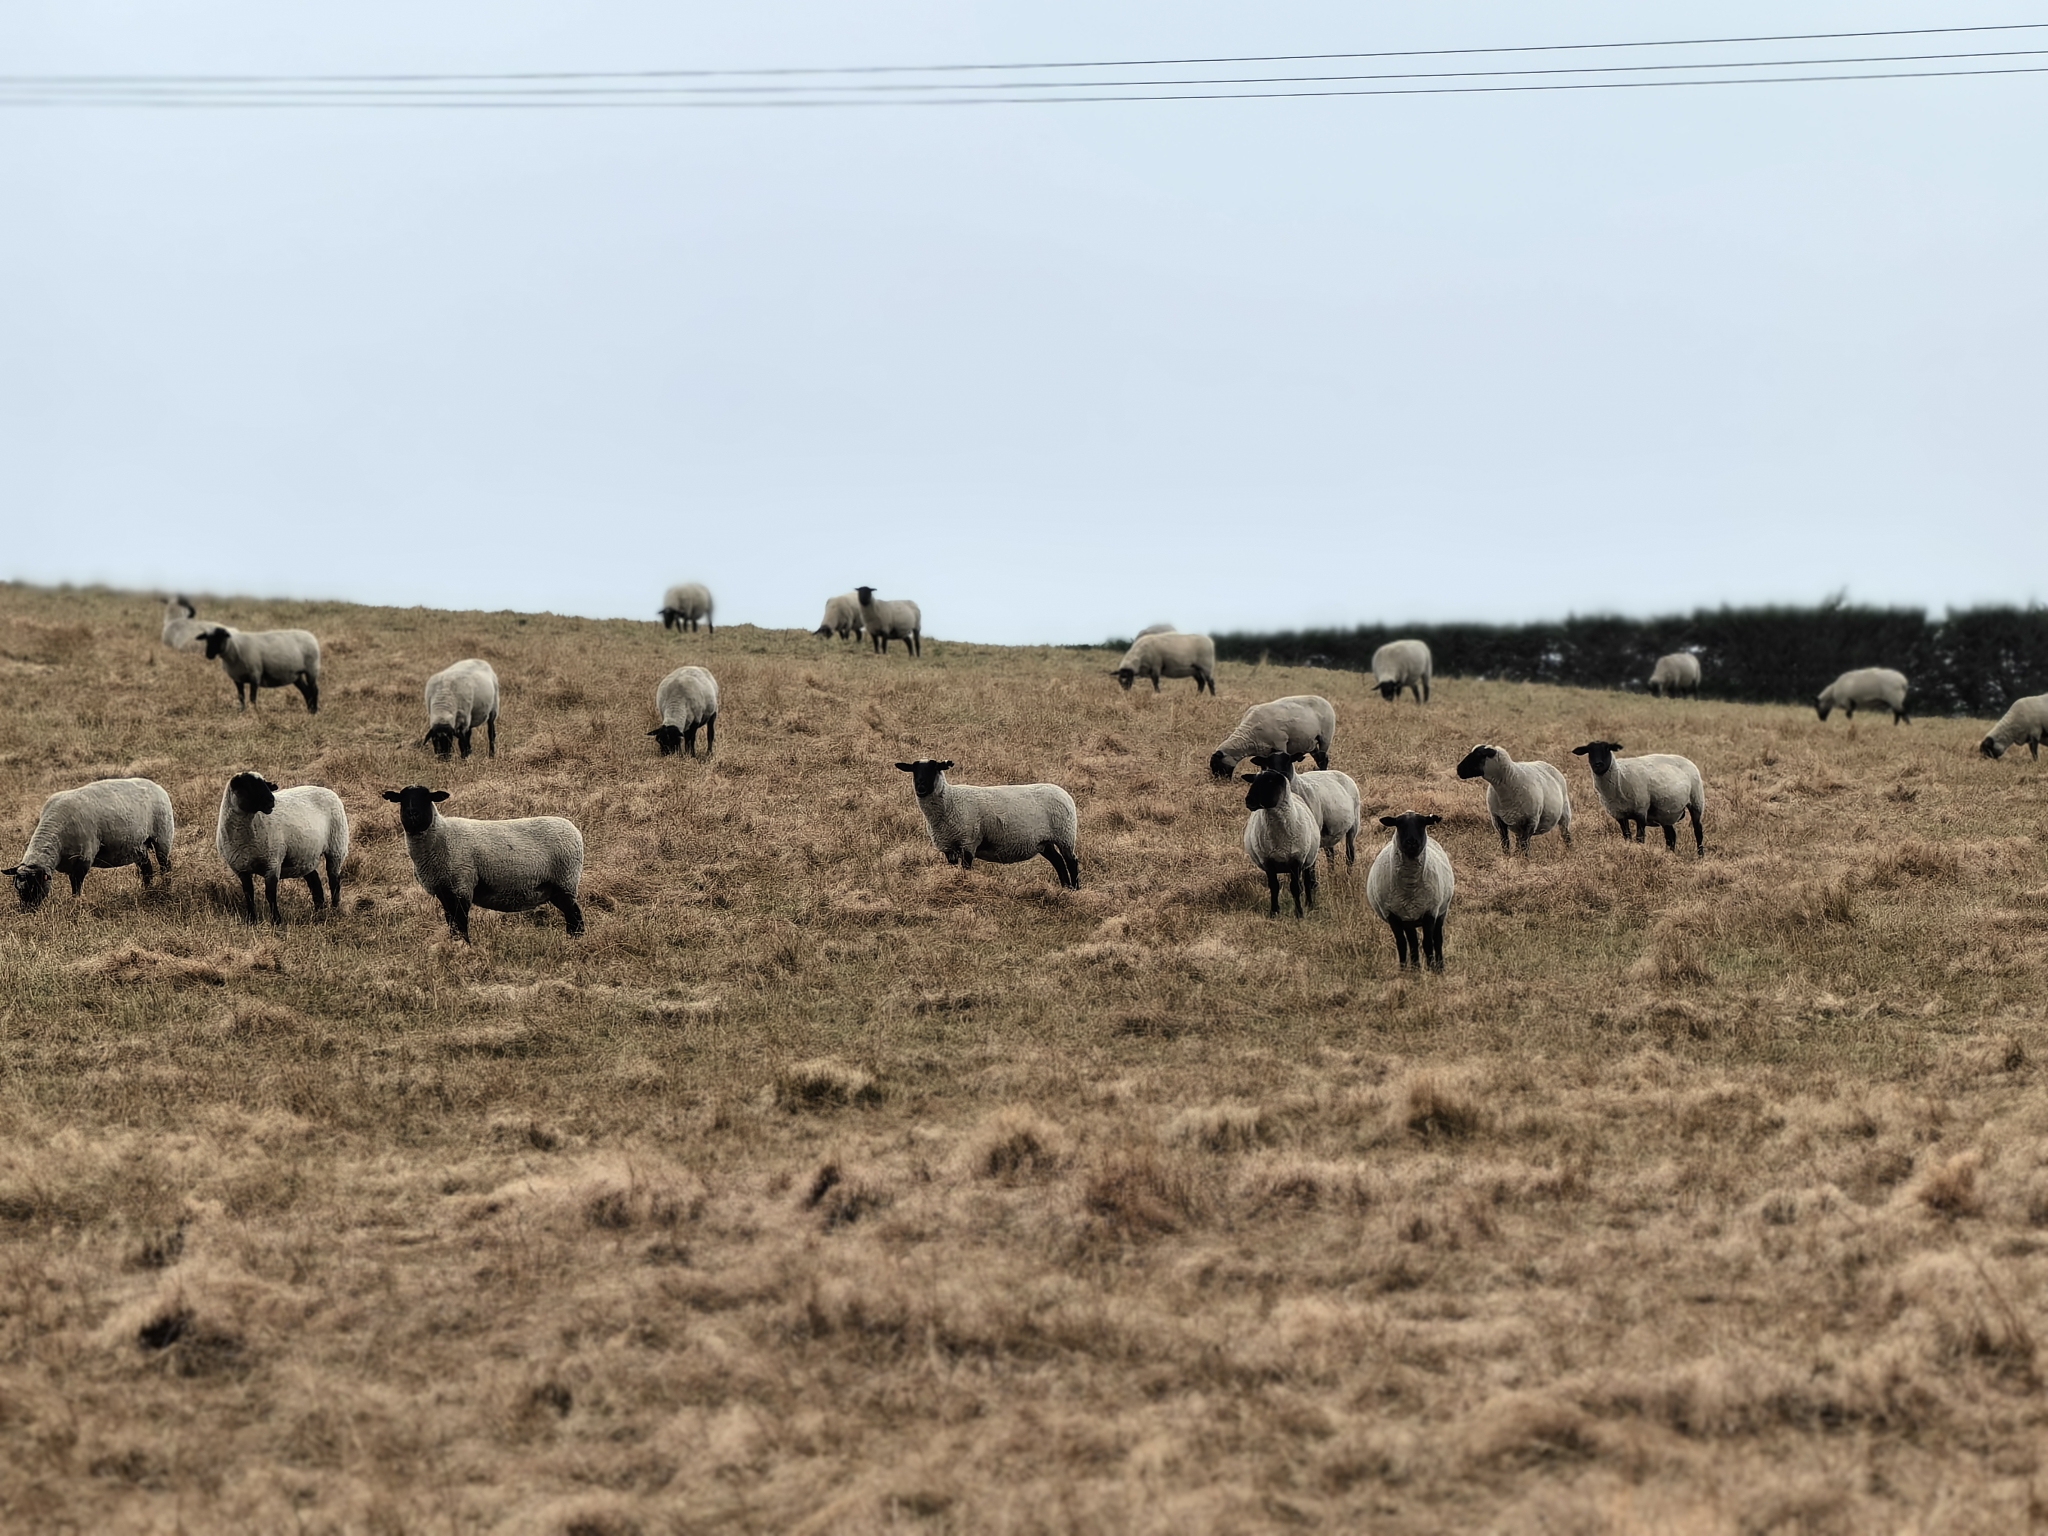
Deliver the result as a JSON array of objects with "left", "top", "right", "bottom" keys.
[
  {"left": 1240, "top": 765, "right": 1322, "bottom": 918},
  {"left": 1209, "top": 695, "right": 1337, "bottom": 777},
  {"left": 423, "top": 659, "right": 500, "bottom": 759},
  {"left": 199, "top": 626, "right": 321, "bottom": 713},
  {"left": 658, "top": 583, "right": 714, "bottom": 634},
  {"left": 1371, "top": 639, "right": 1432, "bottom": 704},
  {"left": 1649, "top": 652, "right": 1702, "bottom": 699},
  {"left": 215, "top": 772, "right": 348, "bottom": 924},
  {"left": 1366, "top": 813, "right": 1454, "bottom": 971},
  {"left": 1817, "top": 667, "right": 1909, "bottom": 724},
  {"left": 1112, "top": 631, "right": 1217, "bottom": 694},
  {"left": 856, "top": 587, "right": 922, "bottom": 657},
  {"left": 1135, "top": 622, "right": 1176, "bottom": 638},
  {"left": 894, "top": 760, "right": 1079, "bottom": 889},
  {"left": 815, "top": 592, "right": 865, "bottom": 641},
  {"left": 1980, "top": 693, "right": 2048, "bottom": 760},
  {"left": 1570, "top": 741, "right": 1706, "bottom": 855},
  {"left": 161, "top": 596, "right": 212, "bottom": 652},
  {"left": 1455, "top": 744, "right": 1574, "bottom": 855},
  {"left": 381, "top": 786, "right": 584, "bottom": 943},
  {"left": 6, "top": 778, "right": 174, "bottom": 910},
  {"left": 1250, "top": 751, "right": 1361, "bottom": 868},
  {"left": 650, "top": 665, "right": 719, "bottom": 757}
]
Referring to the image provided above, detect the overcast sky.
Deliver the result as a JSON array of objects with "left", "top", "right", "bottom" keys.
[{"left": 5, "top": 3, "right": 2045, "bottom": 642}]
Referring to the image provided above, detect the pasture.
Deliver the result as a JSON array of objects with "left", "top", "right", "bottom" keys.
[{"left": 3, "top": 581, "right": 2047, "bottom": 1534}]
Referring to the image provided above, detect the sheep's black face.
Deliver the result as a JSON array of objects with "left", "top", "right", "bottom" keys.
[
  {"left": 1113, "top": 668, "right": 1136, "bottom": 690},
  {"left": 1981, "top": 736, "right": 2005, "bottom": 759},
  {"left": 1570, "top": 741, "right": 1620, "bottom": 775},
  {"left": 855, "top": 587, "right": 876, "bottom": 605},
  {"left": 1815, "top": 700, "right": 1832, "bottom": 721},
  {"left": 894, "top": 760, "right": 953, "bottom": 797},
  {"left": 649, "top": 726, "right": 684, "bottom": 756},
  {"left": 201, "top": 628, "right": 232, "bottom": 659},
  {"left": 1455, "top": 746, "right": 1497, "bottom": 780},
  {"left": 382, "top": 785, "right": 449, "bottom": 835},
  {"left": 1242, "top": 770, "right": 1290, "bottom": 812},
  {"left": 227, "top": 772, "right": 278, "bottom": 816},
  {"left": 5, "top": 865, "right": 51, "bottom": 910},
  {"left": 1377, "top": 681, "right": 1402, "bottom": 700},
  {"left": 426, "top": 724, "right": 459, "bottom": 758},
  {"left": 1208, "top": 750, "right": 1237, "bottom": 779},
  {"left": 1378, "top": 812, "right": 1440, "bottom": 859}
]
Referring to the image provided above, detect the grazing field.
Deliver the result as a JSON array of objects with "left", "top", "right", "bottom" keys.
[{"left": 5, "top": 581, "right": 2048, "bottom": 1535}]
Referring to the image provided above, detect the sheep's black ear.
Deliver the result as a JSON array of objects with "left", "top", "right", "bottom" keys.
[
  {"left": 1606, "top": 742, "right": 1622, "bottom": 751},
  {"left": 1424, "top": 815, "right": 1442, "bottom": 826},
  {"left": 381, "top": 791, "right": 403, "bottom": 802},
  {"left": 1570, "top": 745, "right": 1591, "bottom": 756},
  {"left": 938, "top": 761, "right": 954, "bottom": 771},
  {"left": 894, "top": 762, "right": 916, "bottom": 772},
  {"left": 1, "top": 866, "right": 16, "bottom": 876},
  {"left": 429, "top": 791, "right": 449, "bottom": 803},
  {"left": 1240, "top": 773, "right": 1258, "bottom": 783},
  {"left": 1379, "top": 816, "right": 1399, "bottom": 828}
]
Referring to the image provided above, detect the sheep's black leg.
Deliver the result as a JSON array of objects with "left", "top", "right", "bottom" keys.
[
  {"left": 1312, "top": 744, "right": 1330, "bottom": 771},
  {"left": 134, "top": 854, "right": 155, "bottom": 888},
  {"left": 239, "top": 872, "right": 258, "bottom": 923},
  {"left": 1423, "top": 677, "right": 1432, "bottom": 703},
  {"left": 683, "top": 725, "right": 699, "bottom": 758},
  {"left": 66, "top": 864, "right": 87, "bottom": 896},
  {"left": 264, "top": 875, "right": 282, "bottom": 925},
  {"left": 959, "top": 847, "right": 975, "bottom": 870},
  {"left": 1039, "top": 841, "right": 1067, "bottom": 886},
  {"left": 486, "top": 715, "right": 497, "bottom": 756},
  {"left": 2031, "top": 737, "right": 2041, "bottom": 760},
  {"left": 913, "top": 632, "right": 922, "bottom": 657},
  {"left": 1266, "top": 869, "right": 1281, "bottom": 917},
  {"left": 459, "top": 729, "right": 473, "bottom": 759},
  {"left": 1303, "top": 861, "right": 1318, "bottom": 911},
  {"left": 1151, "top": 676, "right": 1161, "bottom": 692},
  {"left": 298, "top": 677, "right": 319, "bottom": 714},
  {"left": 326, "top": 857, "right": 343, "bottom": 912},
  {"left": 1516, "top": 829, "right": 1532, "bottom": 856},
  {"left": 1690, "top": 805, "right": 1705, "bottom": 855},
  {"left": 439, "top": 895, "right": 472, "bottom": 942},
  {"left": 1424, "top": 913, "right": 1445, "bottom": 972},
  {"left": 1662, "top": 822, "right": 1678, "bottom": 852},
  {"left": 249, "top": 684, "right": 261, "bottom": 710},
  {"left": 1845, "top": 702, "right": 1856, "bottom": 720},
  {"left": 236, "top": 681, "right": 249, "bottom": 709},
  {"left": 1344, "top": 829, "right": 1355, "bottom": 865},
  {"left": 1895, "top": 710, "right": 1909, "bottom": 725},
  {"left": 1288, "top": 867, "right": 1304, "bottom": 918},
  {"left": 705, "top": 716, "right": 715, "bottom": 754},
  {"left": 1494, "top": 816, "right": 1511, "bottom": 854},
  {"left": 543, "top": 883, "right": 585, "bottom": 937}
]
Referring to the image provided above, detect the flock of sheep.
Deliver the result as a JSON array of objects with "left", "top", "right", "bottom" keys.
[{"left": 7, "top": 592, "right": 2047, "bottom": 973}]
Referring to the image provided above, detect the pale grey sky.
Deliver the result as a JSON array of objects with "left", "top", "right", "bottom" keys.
[{"left": 6, "top": 4, "right": 2044, "bottom": 641}]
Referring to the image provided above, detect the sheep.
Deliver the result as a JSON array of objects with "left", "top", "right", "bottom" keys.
[
  {"left": 1240, "top": 765, "right": 1322, "bottom": 918},
  {"left": 1454, "top": 744, "right": 1574, "bottom": 855},
  {"left": 1371, "top": 639, "right": 1432, "bottom": 704},
  {"left": 6, "top": 778, "right": 174, "bottom": 910},
  {"left": 161, "top": 596, "right": 212, "bottom": 652},
  {"left": 1209, "top": 695, "right": 1337, "bottom": 778},
  {"left": 650, "top": 665, "right": 719, "bottom": 757},
  {"left": 1135, "top": 622, "right": 1176, "bottom": 638},
  {"left": 1648, "top": 652, "right": 1702, "bottom": 699},
  {"left": 1569, "top": 741, "right": 1706, "bottom": 855},
  {"left": 1112, "top": 631, "right": 1217, "bottom": 694},
  {"left": 894, "top": 760, "right": 1079, "bottom": 889},
  {"left": 199, "top": 626, "right": 321, "bottom": 713},
  {"left": 1249, "top": 751, "right": 1361, "bottom": 868},
  {"left": 1980, "top": 693, "right": 2048, "bottom": 760},
  {"left": 1366, "top": 813, "right": 1454, "bottom": 971},
  {"left": 815, "top": 592, "right": 865, "bottom": 642},
  {"left": 423, "top": 659, "right": 500, "bottom": 759},
  {"left": 215, "top": 772, "right": 348, "bottom": 924},
  {"left": 856, "top": 587, "right": 922, "bottom": 657},
  {"left": 1816, "top": 667, "right": 1910, "bottom": 724},
  {"left": 381, "top": 786, "right": 584, "bottom": 942},
  {"left": 658, "top": 583, "right": 714, "bottom": 634}
]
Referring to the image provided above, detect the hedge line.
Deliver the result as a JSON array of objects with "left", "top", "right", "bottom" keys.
[{"left": 1198, "top": 605, "right": 2048, "bottom": 718}]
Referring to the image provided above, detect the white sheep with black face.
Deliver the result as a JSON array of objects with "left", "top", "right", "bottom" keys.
[
  {"left": 6, "top": 778, "right": 175, "bottom": 910},
  {"left": 1209, "top": 696, "right": 1337, "bottom": 778},
  {"left": 1648, "top": 652, "right": 1702, "bottom": 698},
  {"left": 1455, "top": 744, "right": 1573, "bottom": 856},
  {"left": 1570, "top": 740, "right": 1706, "bottom": 855},
  {"left": 1240, "top": 765, "right": 1322, "bottom": 918},
  {"left": 895, "top": 760, "right": 1078, "bottom": 889},
  {"left": 659, "top": 583, "right": 714, "bottom": 634},
  {"left": 1112, "top": 631, "right": 1216, "bottom": 695},
  {"left": 199, "top": 626, "right": 321, "bottom": 713},
  {"left": 381, "top": 786, "right": 585, "bottom": 944},
  {"left": 1366, "top": 813, "right": 1453, "bottom": 971},
  {"left": 1981, "top": 694, "right": 2048, "bottom": 761},
  {"left": 1372, "top": 639, "right": 1432, "bottom": 704},
  {"left": 215, "top": 772, "right": 349, "bottom": 924},
  {"left": 423, "top": 659, "right": 500, "bottom": 759},
  {"left": 1816, "top": 667, "right": 1909, "bottom": 724},
  {"left": 650, "top": 665, "right": 719, "bottom": 757},
  {"left": 857, "top": 587, "right": 922, "bottom": 657},
  {"left": 1249, "top": 751, "right": 1360, "bottom": 868},
  {"left": 815, "top": 592, "right": 865, "bottom": 641}
]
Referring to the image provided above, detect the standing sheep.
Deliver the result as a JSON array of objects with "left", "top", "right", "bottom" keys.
[
  {"left": 215, "top": 772, "right": 348, "bottom": 925},
  {"left": 381, "top": 786, "right": 584, "bottom": 943},
  {"left": 1816, "top": 667, "right": 1910, "bottom": 724},
  {"left": 894, "top": 760, "right": 1079, "bottom": 889},
  {"left": 199, "top": 626, "right": 321, "bottom": 713},
  {"left": 1209, "top": 696, "right": 1337, "bottom": 777},
  {"left": 814, "top": 593, "right": 865, "bottom": 642},
  {"left": 423, "top": 659, "right": 500, "bottom": 759},
  {"left": 856, "top": 587, "right": 922, "bottom": 657},
  {"left": 1249, "top": 751, "right": 1361, "bottom": 868},
  {"left": 1371, "top": 639, "right": 1432, "bottom": 704},
  {"left": 1454, "top": 744, "right": 1573, "bottom": 855},
  {"left": 1570, "top": 741, "right": 1706, "bottom": 855},
  {"left": 1112, "top": 631, "right": 1217, "bottom": 694},
  {"left": 650, "top": 665, "right": 719, "bottom": 757},
  {"left": 1648, "top": 653, "right": 1702, "bottom": 699},
  {"left": 1366, "top": 813, "right": 1454, "bottom": 971},
  {"left": 1240, "top": 765, "right": 1322, "bottom": 918},
  {"left": 658, "top": 583, "right": 714, "bottom": 634},
  {"left": 161, "top": 596, "right": 212, "bottom": 653},
  {"left": 6, "top": 778, "right": 174, "bottom": 909},
  {"left": 1980, "top": 694, "right": 2048, "bottom": 760}
]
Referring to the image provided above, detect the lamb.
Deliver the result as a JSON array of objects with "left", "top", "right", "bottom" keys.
[
  {"left": 856, "top": 587, "right": 922, "bottom": 657},
  {"left": 1249, "top": 751, "right": 1360, "bottom": 868},
  {"left": 161, "top": 596, "right": 212, "bottom": 652},
  {"left": 1980, "top": 693, "right": 2048, "bottom": 760},
  {"left": 894, "top": 760, "right": 1079, "bottom": 889},
  {"left": 6, "top": 778, "right": 174, "bottom": 910},
  {"left": 215, "top": 772, "right": 348, "bottom": 924},
  {"left": 658, "top": 583, "right": 714, "bottom": 634},
  {"left": 199, "top": 626, "right": 321, "bottom": 713},
  {"left": 1570, "top": 741, "right": 1706, "bottom": 855},
  {"left": 650, "top": 665, "right": 719, "bottom": 757},
  {"left": 1209, "top": 695, "right": 1337, "bottom": 777},
  {"left": 423, "top": 659, "right": 500, "bottom": 759},
  {"left": 1240, "top": 765, "right": 1322, "bottom": 918},
  {"left": 1366, "top": 813, "right": 1454, "bottom": 971},
  {"left": 1455, "top": 744, "right": 1573, "bottom": 855},
  {"left": 1135, "top": 622, "right": 1176, "bottom": 638},
  {"left": 1371, "top": 639, "right": 1432, "bottom": 704},
  {"left": 1112, "top": 631, "right": 1217, "bottom": 694},
  {"left": 1648, "top": 652, "right": 1702, "bottom": 698},
  {"left": 814, "top": 592, "right": 865, "bottom": 642},
  {"left": 381, "top": 786, "right": 584, "bottom": 942},
  {"left": 1816, "top": 667, "right": 1910, "bottom": 724}
]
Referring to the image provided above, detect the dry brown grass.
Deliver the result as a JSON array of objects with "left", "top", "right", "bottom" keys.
[{"left": 5, "top": 580, "right": 2048, "bottom": 1532}]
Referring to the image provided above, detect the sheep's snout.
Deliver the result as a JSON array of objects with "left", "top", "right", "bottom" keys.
[
  {"left": 1980, "top": 736, "right": 2004, "bottom": 759},
  {"left": 1113, "top": 669, "right": 1136, "bottom": 690},
  {"left": 426, "top": 726, "right": 458, "bottom": 759},
  {"left": 6, "top": 866, "right": 51, "bottom": 910}
]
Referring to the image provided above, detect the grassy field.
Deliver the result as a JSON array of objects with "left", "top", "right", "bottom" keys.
[{"left": 3, "top": 580, "right": 2047, "bottom": 1534}]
